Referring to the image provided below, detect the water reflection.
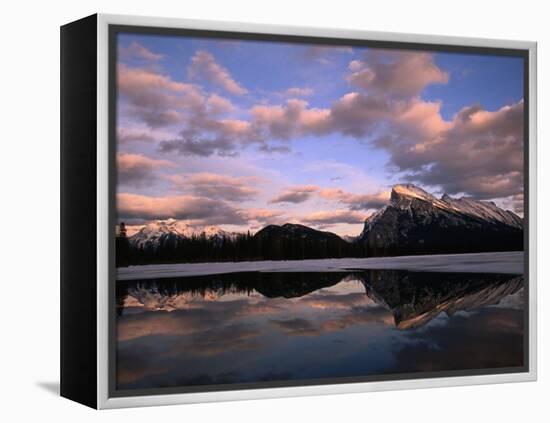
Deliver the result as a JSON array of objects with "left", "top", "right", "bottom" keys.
[{"left": 116, "top": 270, "right": 525, "bottom": 390}]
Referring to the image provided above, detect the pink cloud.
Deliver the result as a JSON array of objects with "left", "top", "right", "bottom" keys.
[
  {"left": 319, "top": 189, "right": 390, "bottom": 210},
  {"left": 188, "top": 50, "right": 247, "bottom": 95},
  {"left": 301, "top": 209, "right": 367, "bottom": 225},
  {"left": 168, "top": 172, "right": 260, "bottom": 201},
  {"left": 347, "top": 50, "right": 449, "bottom": 97},
  {"left": 270, "top": 185, "right": 320, "bottom": 204},
  {"left": 252, "top": 99, "right": 331, "bottom": 139},
  {"left": 117, "top": 127, "right": 155, "bottom": 144},
  {"left": 119, "top": 41, "right": 163, "bottom": 62},
  {"left": 246, "top": 83, "right": 523, "bottom": 203},
  {"left": 244, "top": 208, "right": 286, "bottom": 226},
  {"left": 118, "top": 64, "right": 196, "bottom": 95},
  {"left": 118, "top": 64, "right": 258, "bottom": 155},
  {"left": 158, "top": 117, "right": 257, "bottom": 157},
  {"left": 117, "top": 193, "right": 246, "bottom": 225},
  {"left": 394, "top": 98, "right": 451, "bottom": 139},
  {"left": 117, "top": 153, "right": 173, "bottom": 169},
  {"left": 117, "top": 64, "right": 204, "bottom": 127},
  {"left": 116, "top": 46, "right": 523, "bottom": 209},
  {"left": 206, "top": 93, "right": 235, "bottom": 114},
  {"left": 117, "top": 153, "right": 174, "bottom": 187},
  {"left": 386, "top": 100, "right": 524, "bottom": 200}
]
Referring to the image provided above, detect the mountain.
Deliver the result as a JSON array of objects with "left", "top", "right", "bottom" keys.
[
  {"left": 117, "top": 272, "right": 347, "bottom": 314},
  {"left": 252, "top": 223, "right": 356, "bottom": 260},
  {"left": 360, "top": 270, "right": 524, "bottom": 329},
  {"left": 358, "top": 184, "right": 523, "bottom": 256},
  {"left": 117, "top": 184, "right": 523, "bottom": 266},
  {"left": 129, "top": 218, "right": 239, "bottom": 251},
  {"left": 117, "top": 270, "right": 524, "bottom": 331}
]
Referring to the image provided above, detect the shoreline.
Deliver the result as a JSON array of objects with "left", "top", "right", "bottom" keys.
[{"left": 116, "top": 251, "right": 524, "bottom": 281}]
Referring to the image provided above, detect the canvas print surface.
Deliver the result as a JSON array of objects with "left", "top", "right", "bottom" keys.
[{"left": 113, "top": 31, "right": 526, "bottom": 394}]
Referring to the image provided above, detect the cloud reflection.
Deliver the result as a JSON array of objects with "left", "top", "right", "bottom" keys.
[{"left": 116, "top": 270, "right": 525, "bottom": 390}]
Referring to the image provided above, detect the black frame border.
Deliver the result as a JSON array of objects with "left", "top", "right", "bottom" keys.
[{"left": 60, "top": 14, "right": 99, "bottom": 409}]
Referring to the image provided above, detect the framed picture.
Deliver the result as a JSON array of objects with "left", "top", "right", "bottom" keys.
[{"left": 60, "top": 14, "right": 537, "bottom": 409}]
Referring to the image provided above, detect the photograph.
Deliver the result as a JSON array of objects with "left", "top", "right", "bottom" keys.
[
  {"left": 2, "top": 0, "right": 546, "bottom": 419},
  {"left": 112, "top": 29, "right": 527, "bottom": 394}
]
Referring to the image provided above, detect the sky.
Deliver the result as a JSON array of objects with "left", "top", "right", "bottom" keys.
[{"left": 115, "top": 32, "right": 525, "bottom": 237}]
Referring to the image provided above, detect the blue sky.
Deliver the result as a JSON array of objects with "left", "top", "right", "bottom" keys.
[{"left": 115, "top": 32, "right": 525, "bottom": 236}]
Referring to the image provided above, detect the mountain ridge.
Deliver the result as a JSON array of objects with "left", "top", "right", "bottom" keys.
[
  {"left": 117, "top": 183, "right": 523, "bottom": 264},
  {"left": 129, "top": 218, "right": 239, "bottom": 251},
  {"left": 358, "top": 183, "right": 523, "bottom": 256}
]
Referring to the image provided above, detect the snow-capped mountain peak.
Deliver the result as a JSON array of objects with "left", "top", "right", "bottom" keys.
[
  {"left": 392, "top": 183, "right": 437, "bottom": 203},
  {"left": 439, "top": 194, "right": 522, "bottom": 229},
  {"left": 390, "top": 183, "right": 449, "bottom": 211},
  {"left": 389, "top": 183, "right": 522, "bottom": 228},
  {"left": 359, "top": 183, "right": 523, "bottom": 255},
  {"left": 129, "top": 219, "right": 239, "bottom": 250}
]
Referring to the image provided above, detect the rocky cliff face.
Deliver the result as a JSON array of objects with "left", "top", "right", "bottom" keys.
[{"left": 358, "top": 184, "right": 523, "bottom": 256}]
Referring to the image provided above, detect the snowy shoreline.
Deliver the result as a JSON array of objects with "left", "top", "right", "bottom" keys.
[{"left": 116, "top": 251, "right": 524, "bottom": 281}]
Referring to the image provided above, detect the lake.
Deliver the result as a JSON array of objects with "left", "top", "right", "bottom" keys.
[{"left": 115, "top": 269, "right": 525, "bottom": 392}]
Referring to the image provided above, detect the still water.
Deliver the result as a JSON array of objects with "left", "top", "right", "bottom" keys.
[{"left": 115, "top": 270, "right": 525, "bottom": 391}]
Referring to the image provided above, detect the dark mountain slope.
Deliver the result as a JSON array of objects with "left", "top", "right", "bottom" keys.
[{"left": 358, "top": 184, "right": 523, "bottom": 256}]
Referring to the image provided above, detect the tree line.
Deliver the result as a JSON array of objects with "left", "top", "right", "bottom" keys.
[{"left": 115, "top": 232, "right": 368, "bottom": 267}]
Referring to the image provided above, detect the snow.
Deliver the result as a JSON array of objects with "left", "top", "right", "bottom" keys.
[
  {"left": 129, "top": 219, "right": 239, "bottom": 249},
  {"left": 391, "top": 184, "right": 457, "bottom": 212},
  {"left": 116, "top": 251, "right": 524, "bottom": 280},
  {"left": 392, "top": 184, "right": 438, "bottom": 203},
  {"left": 390, "top": 184, "right": 522, "bottom": 228},
  {"left": 440, "top": 195, "right": 522, "bottom": 228}
]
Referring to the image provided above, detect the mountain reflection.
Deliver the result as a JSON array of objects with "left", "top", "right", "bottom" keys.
[
  {"left": 117, "top": 270, "right": 524, "bottom": 330},
  {"left": 115, "top": 270, "right": 525, "bottom": 391}
]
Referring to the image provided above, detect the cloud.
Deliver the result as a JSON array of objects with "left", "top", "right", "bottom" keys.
[
  {"left": 347, "top": 50, "right": 449, "bottom": 97},
  {"left": 244, "top": 208, "right": 285, "bottom": 224},
  {"left": 302, "top": 45, "right": 353, "bottom": 64},
  {"left": 328, "top": 92, "right": 393, "bottom": 137},
  {"left": 507, "top": 193, "right": 524, "bottom": 215},
  {"left": 250, "top": 93, "right": 393, "bottom": 140},
  {"left": 168, "top": 172, "right": 260, "bottom": 201},
  {"left": 118, "top": 64, "right": 203, "bottom": 127},
  {"left": 188, "top": 50, "right": 247, "bottom": 95},
  {"left": 117, "top": 127, "right": 156, "bottom": 144},
  {"left": 247, "top": 87, "right": 523, "bottom": 204},
  {"left": 118, "top": 64, "right": 199, "bottom": 99},
  {"left": 157, "top": 118, "right": 257, "bottom": 157},
  {"left": 206, "top": 94, "right": 235, "bottom": 114},
  {"left": 270, "top": 318, "right": 319, "bottom": 336},
  {"left": 270, "top": 306, "right": 392, "bottom": 337},
  {"left": 117, "top": 153, "right": 174, "bottom": 187},
  {"left": 392, "top": 98, "right": 451, "bottom": 139},
  {"left": 119, "top": 41, "right": 163, "bottom": 62},
  {"left": 158, "top": 137, "right": 238, "bottom": 157},
  {"left": 118, "top": 64, "right": 264, "bottom": 156},
  {"left": 117, "top": 49, "right": 523, "bottom": 208},
  {"left": 258, "top": 144, "right": 292, "bottom": 154},
  {"left": 117, "top": 193, "right": 246, "bottom": 225},
  {"left": 270, "top": 185, "right": 319, "bottom": 204},
  {"left": 251, "top": 99, "right": 331, "bottom": 140},
  {"left": 301, "top": 209, "right": 366, "bottom": 225},
  {"left": 384, "top": 100, "right": 525, "bottom": 200},
  {"left": 319, "top": 189, "right": 390, "bottom": 210},
  {"left": 284, "top": 87, "right": 314, "bottom": 97}
]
